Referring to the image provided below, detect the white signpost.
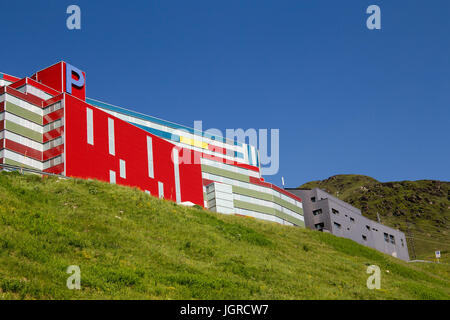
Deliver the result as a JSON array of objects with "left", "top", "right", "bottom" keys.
[{"left": 435, "top": 250, "right": 441, "bottom": 263}]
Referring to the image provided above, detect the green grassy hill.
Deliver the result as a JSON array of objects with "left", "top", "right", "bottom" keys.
[
  {"left": 0, "top": 172, "right": 448, "bottom": 300},
  {"left": 299, "top": 175, "right": 449, "bottom": 262}
]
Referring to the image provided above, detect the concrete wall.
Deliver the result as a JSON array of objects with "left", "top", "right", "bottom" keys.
[{"left": 287, "top": 188, "right": 410, "bottom": 261}]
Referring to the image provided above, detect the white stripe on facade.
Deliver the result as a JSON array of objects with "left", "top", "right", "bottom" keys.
[
  {"left": 146, "top": 136, "right": 154, "bottom": 178},
  {"left": 4, "top": 131, "right": 44, "bottom": 152},
  {"left": 200, "top": 157, "right": 260, "bottom": 178},
  {"left": 233, "top": 194, "right": 303, "bottom": 220},
  {"left": 108, "top": 118, "right": 115, "bottom": 155},
  {"left": 5, "top": 94, "right": 43, "bottom": 116},
  {"left": 43, "top": 118, "right": 64, "bottom": 133},
  {"left": 2, "top": 149, "right": 42, "bottom": 170},
  {"left": 20, "top": 84, "right": 53, "bottom": 100},
  {"left": 201, "top": 172, "right": 301, "bottom": 207},
  {"left": 158, "top": 181, "right": 164, "bottom": 199},
  {"left": 86, "top": 108, "right": 94, "bottom": 145},
  {"left": 43, "top": 136, "right": 64, "bottom": 151},
  {"left": 251, "top": 146, "right": 257, "bottom": 167},
  {"left": 3, "top": 113, "right": 43, "bottom": 133},
  {"left": 172, "top": 149, "right": 181, "bottom": 203},
  {"left": 43, "top": 155, "right": 63, "bottom": 169},
  {"left": 43, "top": 101, "right": 63, "bottom": 115},
  {"left": 119, "top": 159, "right": 126, "bottom": 179},
  {"left": 109, "top": 170, "right": 116, "bottom": 184}
]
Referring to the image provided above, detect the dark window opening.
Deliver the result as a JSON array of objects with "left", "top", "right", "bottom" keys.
[
  {"left": 384, "top": 233, "right": 389, "bottom": 242},
  {"left": 332, "top": 208, "right": 339, "bottom": 214},
  {"left": 366, "top": 225, "right": 371, "bottom": 231},
  {"left": 314, "top": 223, "right": 324, "bottom": 231},
  {"left": 350, "top": 217, "right": 355, "bottom": 223},
  {"left": 333, "top": 222, "right": 341, "bottom": 229},
  {"left": 311, "top": 197, "right": 316, "bottom": 203},
  {"left": 313, "top": 209, "right": 322, "bottom": 216},
  {"left": 389, "top": 235, "right": 395, "bottom": 244},
  {"left": 362, "top": 235, "right": 367, "bottom": 241}
]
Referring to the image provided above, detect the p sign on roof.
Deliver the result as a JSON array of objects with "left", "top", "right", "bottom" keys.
[{"left": 66, "top": 63, "right": 85, "bottom": 95}]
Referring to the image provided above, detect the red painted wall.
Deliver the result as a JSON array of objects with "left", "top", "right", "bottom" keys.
[
  {"left": 64, "top": 94, "right": 204, "bottom": 206},
  {"left": 35, "top": 62, "right": 64, "bottom": 93},
  {"left": 35, "top": 62, "right": 86, "bottom": 101}
]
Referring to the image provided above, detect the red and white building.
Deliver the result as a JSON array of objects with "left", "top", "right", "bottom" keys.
[{"left": 0, "top": 61, "right": 304, "bottom": 226}]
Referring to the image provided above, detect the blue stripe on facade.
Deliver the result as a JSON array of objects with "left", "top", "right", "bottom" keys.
[
  {"left": 133, "top": 123, "right": 181, "bottom": 142},
  {"left": 247, "top": 144, "right": 253, "bottom": 165},
  {"left": 86, "top": 97, "right": 245, "bottom": 147},
  {"left": 234, "top": 151, "right": 244, "bottom": 159}
]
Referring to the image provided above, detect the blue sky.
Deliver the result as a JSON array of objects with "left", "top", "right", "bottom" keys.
[{"left": 1, "top": 1, "right": 449, "bottom": 185}]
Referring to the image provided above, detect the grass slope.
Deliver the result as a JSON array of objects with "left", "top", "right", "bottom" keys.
[
  {"left": 0, "top": 172, "right": 448, "bottom": 300},
  {"left": 299, "top": 175, "right": 450, "bottom": 262}
]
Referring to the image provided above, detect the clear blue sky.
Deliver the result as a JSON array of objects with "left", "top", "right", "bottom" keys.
[{"left": 1, "top": 1, "right": 449, "bottom": 185}]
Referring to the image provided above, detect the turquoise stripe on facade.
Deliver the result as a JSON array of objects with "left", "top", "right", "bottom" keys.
[
  {"left": 234, "top": 151, "right": 244, "bottom": 159},
  {"left": 247, "top": 144, "right": 253, "bottom": 165},
  {"left": 0, "top": 73, "right": 3, "bottom": 79},
  {"left": 133, "top": 123, "right": 180, "bottom": 142}
]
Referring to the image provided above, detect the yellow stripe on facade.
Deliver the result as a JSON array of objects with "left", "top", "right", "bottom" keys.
[{"left": 180, "top": 136, "right": 208, "bottom": 149}]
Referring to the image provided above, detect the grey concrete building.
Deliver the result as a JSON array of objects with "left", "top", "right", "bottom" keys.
[{"left": 286, "top": 188, "right": 410, "bottom": 261}]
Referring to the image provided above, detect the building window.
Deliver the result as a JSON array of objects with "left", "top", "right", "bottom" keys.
[
  {"left": 314, "top": 223, "right": 324, "bottom": 231},
  {"left": 108, "top": 118, "right": 115, "bottom": 156},
  {"left": 384, "top": 233, "right": 389, "bottom": 242},
  {"left": 401, "top": 238, "right": 404, "bottom": 247},
  {"left": 158, "top": 181, "right": 164, "bottom": 199},
  {"left": 366, "top": 225, "right": 370, "bottom": 231},
  {"left": 362, "top": 235, "right": 367, "bottom": 241},
  {"left": 109, "top": 170, "right": 116, "bottom": 184},
  {"left": 350, "top": 217, "right": 355, "bottom": 223},
  {"left": 119, "top": 159, "right": 126, "bottom": 179},
  {"left": 147, "top": 136, "right": 154, "bottom": 178},
  {"left": 172, "top": 149, "right": 181, "bottom": 203},
  {"left": 390, "top": 235, "right": 395, "bottom": 244},
  {"left": 333, "top": 222, "right": 341, "bottom": 229},
  {"left": 332, "top": 208, "right": 339, "bottom": 214},
  {"left": 313, "top": 209, "right": 322, "bottom": 215},
  {"left": 311, "top": 197, "right": 316, "bottom": 203},
  {"left": 86, "top": 108, "right": 94, "bottom": 145}
]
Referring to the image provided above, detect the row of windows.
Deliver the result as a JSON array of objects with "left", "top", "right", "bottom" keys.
[
  {"left": 43, "top": 101, "right": 63, "bottom": 115},
  {"left": 44, "top": 117, "right": 64, "bottom": 133},
  {"left": 44, "top": 136, "right": 64, "bottom": 151},
  {"left": 384, "top": 233, "right": 396, "bottom": 244}
]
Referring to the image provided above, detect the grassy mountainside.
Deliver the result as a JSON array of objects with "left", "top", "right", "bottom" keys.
[
  {"left": 299, "top": 175, "right": 450, "bottom": 262},
  {"left": 0, "top": 172, "right": 448, "bottom": 300}
]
